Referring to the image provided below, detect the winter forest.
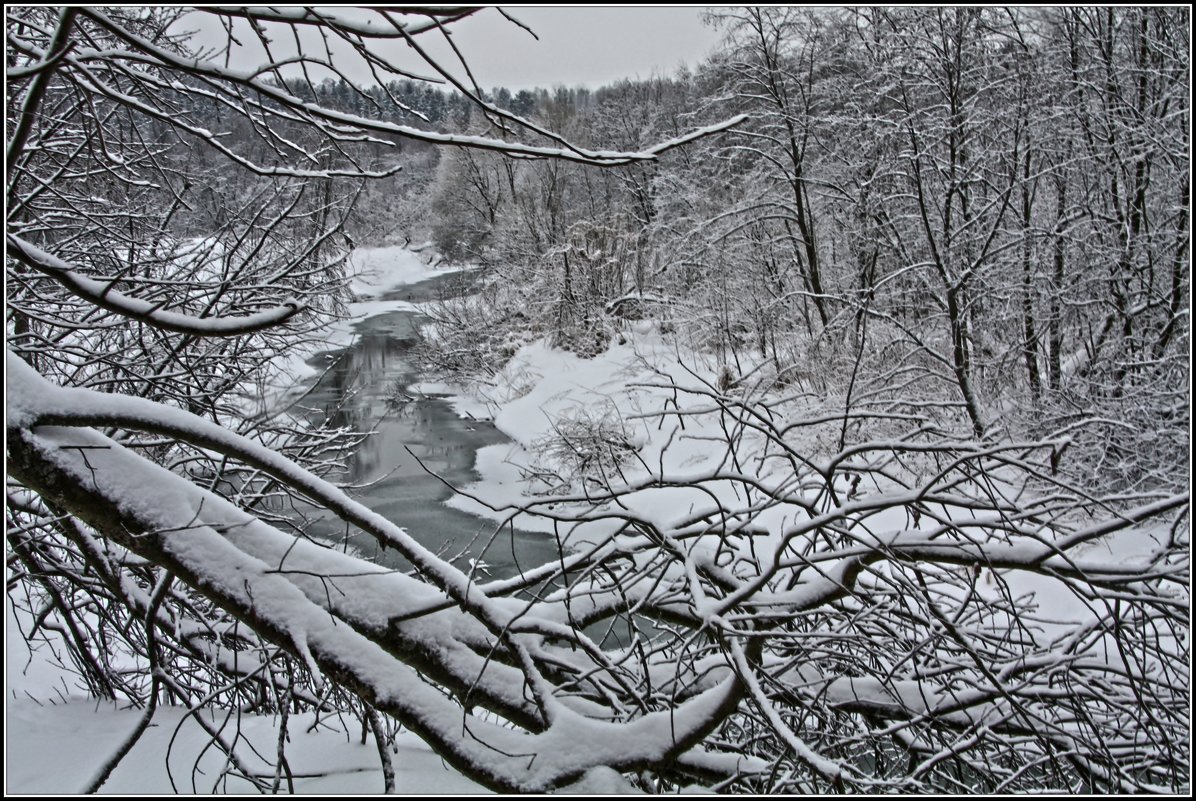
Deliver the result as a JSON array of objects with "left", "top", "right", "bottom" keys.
[{"left": 5, "top": 6, "right": 1190, "bottom": 795}]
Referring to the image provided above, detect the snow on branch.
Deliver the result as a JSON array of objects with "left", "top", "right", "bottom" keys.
[
  {"left": 77, "top": 9, "right": 747, "bottom": 166},
  {"left": 7, "top": 235, "right": 303, "bottom": 336},
  {"left": 200, "top": 6, "right": 480, "bottom": 38},
  {"left": 5, "top": 352, "right": 748, "bottom": 792}
]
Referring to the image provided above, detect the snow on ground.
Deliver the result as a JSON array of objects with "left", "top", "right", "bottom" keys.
[
  {"left": 4, "top": 696, "right": 483, "bottom": 795},
  {"left": 5, "top": 246, "right": 490, "bottom": 796},
  {"left": 346, "top": 244, "right": 464, "bottom": 299},
  {"left": 6, "top": 594, "right": 485, "bottom": 794},
  {"left": 426, "top": 325, "right": 734, "bottom": 535},
  {"left": 416, "top": 320, "right": 820, "bottom": 543}
]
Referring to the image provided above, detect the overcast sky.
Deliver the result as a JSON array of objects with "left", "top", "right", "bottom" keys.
[
  {"left": 427, "top": 7, "right": 726, "bottom": 91},
  {"left": 183, "top": 7, "right": 726, "bottom": 93}
]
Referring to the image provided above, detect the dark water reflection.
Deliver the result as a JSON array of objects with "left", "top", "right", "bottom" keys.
[{"left": 289, "top": 272, "right": 559, "bottom": 579}]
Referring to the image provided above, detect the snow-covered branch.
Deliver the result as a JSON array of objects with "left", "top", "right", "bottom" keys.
[{"left": 7, "top": 236, "right": 304, "bottom": 336}]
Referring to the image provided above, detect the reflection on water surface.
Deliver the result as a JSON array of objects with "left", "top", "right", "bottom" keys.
[{"left": 289, "top": 272, "right": 557, "bottom": 579}]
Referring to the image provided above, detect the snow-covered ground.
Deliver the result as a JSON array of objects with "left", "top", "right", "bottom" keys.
[
  {"left": 422, "top": 327, "right": 738, "bottom": 535},
  {"left": 346, "top": 244, "right": 462, "bottom": 300},
  {"left": 420, "top": 325, "right": 839, "bottom": 557},
  {"left": 5, "top": 247, "right": 487, "bottom": 796},
  {"left": 4, "top": 697, "right": 483, "bottom": 794},
  {"left": 9, "top": 247, "right": 1181, "bottom": 794}
]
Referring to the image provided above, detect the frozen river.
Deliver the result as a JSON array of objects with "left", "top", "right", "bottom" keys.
[{"left": 289, "top": 271, "right": 559, "bottom": 579}]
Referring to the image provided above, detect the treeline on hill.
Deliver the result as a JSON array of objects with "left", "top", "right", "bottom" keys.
[
  {"left": 298, "top": 77, "right": 540, "bottom": 126},
  {"left": 333, "top": 7, "right": 1185, "bottom": 496},
  {"left": 294, "top": 77, "right": 608, "bottom": 249}
]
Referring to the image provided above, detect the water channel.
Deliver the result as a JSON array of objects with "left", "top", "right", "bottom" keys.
[{"left": 287, "top": 271, "right": 560, "bottom": 579}]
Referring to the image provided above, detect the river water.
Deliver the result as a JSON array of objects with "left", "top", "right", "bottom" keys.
[{"left": 288, "top": 271, "right": 560, "bottom": 579}]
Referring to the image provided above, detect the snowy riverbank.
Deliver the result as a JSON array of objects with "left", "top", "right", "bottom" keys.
[
  {"left": 9, "top": 246, "right": 1178, "bottom": 795},
  {"left": 259, "top": 245, "right": 474, "bottom": 409},
  {"left": 423, "top": 329, "right": 731, "bottom": 532},
  {"left": 6, "top": 246, "right": 491, "bottom": 795}
]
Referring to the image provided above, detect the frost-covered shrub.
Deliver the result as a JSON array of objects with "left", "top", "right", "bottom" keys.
[
  {"left": 527, "top": 408, "right": 643, "bottom": 492},
  {"left": 548, "top": 314, "right": 617, "bottom": 359},
  {"left": 412, "top": 280, "right": 534, "bottom": 382}
]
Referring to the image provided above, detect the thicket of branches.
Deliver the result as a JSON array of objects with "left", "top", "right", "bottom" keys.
[
  {"left": 407, "top": 7, "right": 1194, "bottom": 791},
  {"left": 423, "top": 8, "right": 1189, "bottom": 493},
  {"left": 6, "top": 5, "right": 1190, "bottom": 794}
]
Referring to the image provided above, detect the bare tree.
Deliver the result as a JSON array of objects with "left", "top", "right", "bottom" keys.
[
  {"left": 6, "top": 5, "right": 746, "bottom": 792},
  {"left": 707, "top": 7, "right": 834, "bottom": 334},
  {"left": 484, "top": 366, "right": 1189, "bottom": 792},
  {"left": 6, "top": 5, "right": 1188, "bottom": 794}
]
